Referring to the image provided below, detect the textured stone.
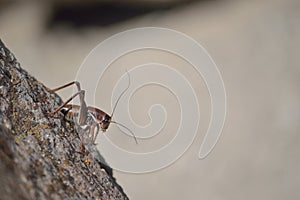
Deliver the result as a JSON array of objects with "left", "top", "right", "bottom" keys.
[{"left": 0, "top": 39, "right": 128, "bottom": 200}]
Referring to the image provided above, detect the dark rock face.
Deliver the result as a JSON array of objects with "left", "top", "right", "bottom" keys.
[{"left": 0, "top": 40, "right": 128, "bottom": 200}]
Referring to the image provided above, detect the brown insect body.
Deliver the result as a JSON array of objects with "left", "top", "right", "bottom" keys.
[
  {"left": 61, "top": 104, "right": 111, "bottom": 132},
  {"left": 47, "top": 74, "right": 137, "bottom": 147}
]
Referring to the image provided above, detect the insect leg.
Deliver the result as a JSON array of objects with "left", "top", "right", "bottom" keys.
[
  {"left": 47, "top": 81, "right": 82, "bottom": 93},
  {"left": 79, "top": 125, "right": 90, "bottom": 151},
  {"left": 47, "top": 90, "right": 85, "bottom": 115},
  {"left": 92, "top": 124, "right": 100, "bottom": 144},
  {"left": 47, "top": 81, "right": 88, "bottom": 126}
]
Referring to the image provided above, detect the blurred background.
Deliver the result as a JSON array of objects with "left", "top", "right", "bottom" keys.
[{"left": 1, "top": 0, "right": 299, "bottom": 199}]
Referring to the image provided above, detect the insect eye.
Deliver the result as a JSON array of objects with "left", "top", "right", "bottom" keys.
[{"left": 103, "top": 114, "right": 110, "bottom": 123}]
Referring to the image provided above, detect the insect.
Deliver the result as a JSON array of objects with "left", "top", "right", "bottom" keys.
[{"left": 46, "top": 72, "right": 137, "bottom": 147}]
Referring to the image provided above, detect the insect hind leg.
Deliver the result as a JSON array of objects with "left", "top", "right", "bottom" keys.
[{"left": 47, "top": 81, "right": 82, "bottom": 93}]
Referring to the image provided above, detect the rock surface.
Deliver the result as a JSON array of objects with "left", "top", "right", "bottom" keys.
[{"left": 0, "top": 40, "right": 128, "bottom": 200}]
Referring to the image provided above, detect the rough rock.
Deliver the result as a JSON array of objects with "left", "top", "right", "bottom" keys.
[{"left": 0, "top": 39, "right": 128, "bottom": 200}]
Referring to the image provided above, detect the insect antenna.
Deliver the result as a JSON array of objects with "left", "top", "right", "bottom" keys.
[
  {"left": 110, "top": 70, "right": 138, "bottom": 144},
  {"left": 110, "top": 121, "right": 138, "bottom": 144},
  {"left": 111, "top": 70, "right": 130, "bottom": 118}
]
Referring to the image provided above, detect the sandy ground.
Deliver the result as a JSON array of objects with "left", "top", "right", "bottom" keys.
[{"left": 0, "top": 0, "right": 299, "bottom": 199}]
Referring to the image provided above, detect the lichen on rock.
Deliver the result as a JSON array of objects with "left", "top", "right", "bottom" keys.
[{"left": 0, "top": 39, "right": 128, "bottom": 200}]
